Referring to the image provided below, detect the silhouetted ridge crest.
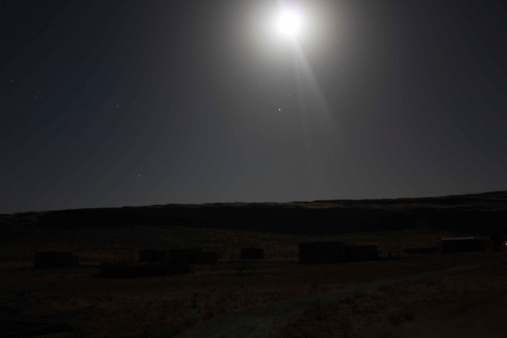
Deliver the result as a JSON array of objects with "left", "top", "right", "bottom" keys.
[{"left": 27, "top": 190, "right": 507, "bottom": 235}]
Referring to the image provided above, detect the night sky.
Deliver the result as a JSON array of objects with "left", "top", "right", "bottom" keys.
[{"left": 1, "top": 0, "right": 507, "bottom": 213}]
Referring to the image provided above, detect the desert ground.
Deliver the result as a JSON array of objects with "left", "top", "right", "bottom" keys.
[
  {"left": 269, "top": 262, "right": 507, "bottom": 338},
  {"left": 1, "top": 220, "right": 506, "bottom": 337}
]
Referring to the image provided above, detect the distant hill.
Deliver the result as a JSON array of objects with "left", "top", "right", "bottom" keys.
[{"left": 3, "top": 191, "right": 507, "bottom": 235}]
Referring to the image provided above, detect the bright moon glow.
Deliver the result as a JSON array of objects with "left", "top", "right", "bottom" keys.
[{"left": 276, "top": 9, "right": 303, "bottom": 38}]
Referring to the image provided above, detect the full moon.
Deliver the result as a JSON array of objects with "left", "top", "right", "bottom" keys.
[{"left": 276, "top": 8, "right": 303, "bottom": 39}]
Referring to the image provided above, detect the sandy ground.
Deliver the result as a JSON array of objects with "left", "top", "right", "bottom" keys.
[
  {"left": 0, "top": 224, "right": 504, "bottom": 337},
  {"left": 2, "top": 258, "right": 504, "bottom": 337},
  {"left": 270, "top": 262, "right": 507, "bottom": 338}
]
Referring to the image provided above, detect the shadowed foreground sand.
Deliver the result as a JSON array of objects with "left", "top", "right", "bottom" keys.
[
  {"left": 269, "top": 262, "right": 507, "bottom": 338},
  {"left": 182, "top": 258, "right": 506, "bottom": 338}
]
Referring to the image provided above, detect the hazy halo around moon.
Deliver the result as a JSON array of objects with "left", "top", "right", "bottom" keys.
[{"left": 276, "top": 7, "right": 303, "bottom": 39}]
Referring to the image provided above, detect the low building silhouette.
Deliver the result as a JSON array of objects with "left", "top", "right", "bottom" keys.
[
  {"left": 168, "top": 248, "right": 203, "bottom": 263},
  {"left": 404, "top": 247, "right": 439, "bottom": 255},
  {"left": 441, "top": 237, "right": 485, "bottom": 253},
  {"left": 196, "top": 251, "right": 218, "bottom": 263},
  {"left": 299, "top": 241, "right": 345, "bottom": 264},
  {"left": 241, "top": 247, "right": 264, "bottom": 260},
  {"left": 344, "top": 245, "right": 379, "bottom": 262},
  {"left": 34, "top": 251, "right": 78, "bottom": 269},
  {"left": 139, "top": 249, "right": 169, "bottom": 262}
]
